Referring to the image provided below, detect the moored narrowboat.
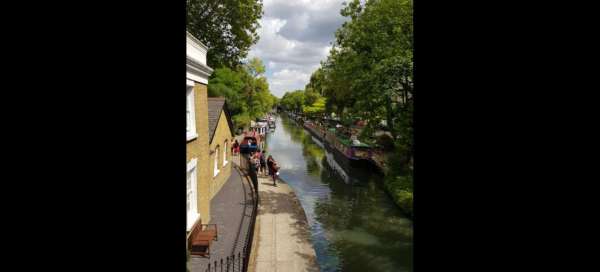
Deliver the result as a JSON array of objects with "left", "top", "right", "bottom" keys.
[{"left": 239, "top": 133, "right": 260, "bottom": 154}]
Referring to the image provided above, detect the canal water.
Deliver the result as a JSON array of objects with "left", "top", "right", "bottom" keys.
[{"left": 264, "top": 115, "right": 413, "bottom": 272}]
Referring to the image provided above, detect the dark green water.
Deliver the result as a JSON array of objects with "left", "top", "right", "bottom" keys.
[{"left": 265, "top": 115, "right": 413, "bottom": 272}]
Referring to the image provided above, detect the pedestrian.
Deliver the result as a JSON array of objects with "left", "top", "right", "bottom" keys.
[
  {"left": 248, "top": 155, "right": 259, "bottom": 191},
  {"left": 259, "top": 150, "right": 267, "bottom": 176},
  {"left": 267, "top": 155, "right": 273, "bottom": 175},
  {"left": 255, "top": 149, "right": 263, "bottom": 175},
  {"left": 271, "top": 161, "right": 280, "bottom": 186},
  {"left": 232, "top": 139, "right": 240, "bottom": 156},
  {"left": 267, "top": 155, "right": 279, "bottom": 186},
  {"left": 252, "top": 151, "right": 261, "bottom": 172}
]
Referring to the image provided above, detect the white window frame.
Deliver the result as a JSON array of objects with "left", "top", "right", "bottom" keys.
[
  {"left": 186, "top": 85, "right": 198, "bottom": 141},
  {"left": 213, "top": 147, "right": 220, "bottom": 177},
  {"left": 187, "top": 158, "right": 199, "bottom": 231},
  {"left": 223, "top": 141, "right": 228, "bottom": 166}
]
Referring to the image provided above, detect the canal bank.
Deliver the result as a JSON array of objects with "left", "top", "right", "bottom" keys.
[
  {"left": 267, "top": 115, "right": 413, "bottom": 272},
  {"left": 293, "top": 113, "right": 413, "bottom": 218},
  {"left": 250, "top": 175, "right": 319, "bottom": 272}
]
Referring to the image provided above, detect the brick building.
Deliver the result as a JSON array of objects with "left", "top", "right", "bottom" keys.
[{"left": 186, "top": 32, "right": 235, "bottom": 232}]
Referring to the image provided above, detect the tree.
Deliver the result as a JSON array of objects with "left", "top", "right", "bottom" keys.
[
  {"left": 301, "top": 0, "right": 414, "bottom": 214},
  {"left": 242, "top": 58, "right": 273, "bottom": 119},
  {"left": 208, "top": 67, "right": 247, "bottom": 128},
  {"left": 187, "top": 0, "right": 263, "bottom": 68},
  {"left": 303, "top": 97, "right": 327, "bottom": 117},
  {"left": 319, "top": 0, "right": 413, "bottom": 144},
  {"left": 280, "top": 90, "right": 306, "bottom": 113},
  {"left": 245, "top": 57, "right": 266, "bottom": 78},
  {"left": 306, "top": 68, "right": 326, "bottom": 96},
  {"left": 304, "top": 87, "right": 320, "bottom": 106},
  {"left": 208, "top": 58, "right": 275, "bottom": 130}
]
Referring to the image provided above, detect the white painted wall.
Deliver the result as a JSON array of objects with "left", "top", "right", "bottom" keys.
[
  {"left": 186, "top": 33, "right": 208, "bottom": 65},
  {"left": 186, "top": 32, "right": 213, "bottom": 85}
]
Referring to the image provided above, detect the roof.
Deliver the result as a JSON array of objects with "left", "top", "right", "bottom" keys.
[{"left": 207, "top": 97, "right": 235, "bottom": 143}]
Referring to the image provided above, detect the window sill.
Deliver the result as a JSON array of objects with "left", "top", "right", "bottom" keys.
[{"left": 187, "top": 133, "right": 198, "bottom": 142}]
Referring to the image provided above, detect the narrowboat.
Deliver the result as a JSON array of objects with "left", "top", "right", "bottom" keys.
[
  {"left": 325, "top": 130, "right": 374, "bottom": 168},
  {"left": 239, "top": 134, "right": 259, "bottom": 154},
  {"left": 304, "top": 120, "right": 374, "bottom": 169},
  {"left": 268, "top": 117, "right": 276, "bottom": 129},
  {"left": 251, "top": 119, "right": 269, "bottom": 135}
]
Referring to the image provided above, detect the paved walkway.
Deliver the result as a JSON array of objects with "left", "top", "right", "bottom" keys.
[
  {"left": 189, "top": 166, "right": 254, "bottom": 272},
  {"left": 250, "top": 175, "right": 319, "bottom": 272}
]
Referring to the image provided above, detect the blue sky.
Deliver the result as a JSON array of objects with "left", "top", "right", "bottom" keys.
[{"left": 247, "top": 0, "right": 348, "bottom": 98}]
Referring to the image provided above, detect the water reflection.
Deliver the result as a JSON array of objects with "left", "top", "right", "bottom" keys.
[{"left": 267, "top": 115, "right": 412, "bottom": 272}]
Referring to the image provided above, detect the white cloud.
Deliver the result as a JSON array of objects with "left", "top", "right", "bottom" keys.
[
  {"left": 270, "top": 68, "right": 312, "bottom": 94},
  {"left": 246, "top": 0, "right": 348, "bottom": 98}
]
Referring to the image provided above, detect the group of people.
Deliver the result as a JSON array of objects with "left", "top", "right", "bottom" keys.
[
  {"left": 232, "top": 128, "right": 280, "bottom": 186},
  {"left": 250, "top": 149, "right": 279, "bottom": 186},
  {"left": 249, "top": 131, "right": 266, "bottom": 150}
]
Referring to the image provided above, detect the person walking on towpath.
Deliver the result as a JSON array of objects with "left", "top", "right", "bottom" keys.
[
  {"left": 248, "top": 154, "right": 259, "bottom": 192},
  {"left": 259, "top": 150, "right": 267, "bottom": 177},
  {"left": 267, "top": 155, "right": 280, "bottom": 186},
  {"left": 232, "top": 139, "right": 240, "bottom": 156},
  {"left": 255, "top": 149, "right": 263, "bottom": 173},
  {"left": 252, "top": 151, "right": 261, "bottom": 172}
]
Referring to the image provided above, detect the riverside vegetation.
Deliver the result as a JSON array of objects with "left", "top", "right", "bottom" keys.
[{"left": 279, "top": 0, "right": 413, "bottom": 216}]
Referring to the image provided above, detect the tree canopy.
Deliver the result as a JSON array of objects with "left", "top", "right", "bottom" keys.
[
  {"left": 280, "top": 0, "right": 414, "bottom": 215},
  {"left": 208, "top": 57, "right": 277, "bottom": 130},
  {"left": 279, "top": 90, "right": 306, "bottom": 113},
  {"left": 187, "top": 0, "right": 263, "bottom": 68}
]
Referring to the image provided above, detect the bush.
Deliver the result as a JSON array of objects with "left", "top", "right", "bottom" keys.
[
  {"left": 376, "top": 134, "right": 395, "bottom": 150},
  {"left": 394, "top": 189, "right": 413, "bottom": 216},
  {"left": 384, "top": 174, "right": 413, "bottom": 217}
]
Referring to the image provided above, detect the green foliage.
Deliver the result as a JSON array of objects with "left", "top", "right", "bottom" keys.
[
  {"left": 245, "top": 57, "right": 266, "bottom": 78},
  {"left": 304, "top": 87, "right": 320, "bottom": 105},
  {"left": 376, "top": 134, "right": 395, "bottom": 150},
  {"left": 208, "top": 58, "right": 276, "bottom": 130},
  {"left": 305, "top": 68, "right": 326, "bottom": 96},
  {"left": 187, "top": 0, "right": 263, "bottom": 68},
  {"left": 382, "top": 144, "right": 413, "bottom": 216},
  {"left": 303, "top": 97, "right": 327, "bottom": 116},
  {"left": 208, "top": 67, "right": 246, "bottom": 116},
  {"left": 280, "top": 88, "right": 327, "bottom": 117},
  {"left": 328, "top": 0, "right": 413, "bottom": 138},
  {"left": 298, "top": 0, "right": 413, "bottom": 213},
  {"left": 383, "top": 174, "right": 413, "bottom": 217},
  {"left": 280, "top": 90, "right": 306, "bottom": 113}
]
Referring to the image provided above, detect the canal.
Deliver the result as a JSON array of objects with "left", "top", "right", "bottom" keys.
[{"left": 264, "top": 115, "right": 413, "bottom": 272}]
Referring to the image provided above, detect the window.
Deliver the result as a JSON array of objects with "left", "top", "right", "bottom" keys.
[
  {"left": 187, "top": 158, "right": 199, "bottom": 231},
  {"left": 186, "top": 86, "right": 197, "bottom": 141},
  {"left": 223, "top": 141, "right": 228, "bottom": 166},
  {"left": 213, "top": 146, "right": 220, "bottom": 177}
]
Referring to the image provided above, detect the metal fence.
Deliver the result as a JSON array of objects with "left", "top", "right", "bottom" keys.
[{"left": 204, "top": 155, "right": 259, "bottom": 272}]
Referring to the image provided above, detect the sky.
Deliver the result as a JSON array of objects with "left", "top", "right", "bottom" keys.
[{"left": 247, "top": 0, "right": 348, "bottom": 98}]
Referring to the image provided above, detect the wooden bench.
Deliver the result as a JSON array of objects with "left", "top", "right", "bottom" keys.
[{"left": 188, "top": 222, "right": 218, "bottom": 257}]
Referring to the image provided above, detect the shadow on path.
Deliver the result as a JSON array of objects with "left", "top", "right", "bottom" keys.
[
  {"left": 189, "top": 167, "right": 254, "bottom": 272},
  {"left": 254, "top": 177, "right": 320, "bottom": 271}
]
